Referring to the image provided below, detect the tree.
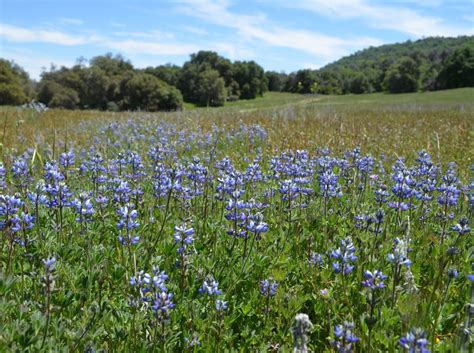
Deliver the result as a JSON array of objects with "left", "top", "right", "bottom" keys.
[
  {"left": 49, "top": 87, "right": 80, "bottom": 109},
  {"left": 145, "top": 64, "right": 181, "bottom": 87},
  {"left": 383, "top": 57, "right": 420, "bottom": 93},
  {"left": 89, "top": 53, "right": 133, "bottom": 76},
  {"left": 292, "top": 69, "right": 318, "bottom": 94},
  {"left": 120, "top": 73, "right": 183, "bottom": 111},
  {"left": 78, "top": 67, "right": 109, "bottom": 110},
  {"left": 436, "top": 46, "right": 474, "bottom": 89},
  {"left": 195, "top": 69, "right": 227, "bottom": 107},
  {"left": 349, "top": 73, "right": 373, "bottom": 94},
  {"left": 266, "top": 71, "right": 287, "bottom": 92},
  {"left": 233, "top": 61, "right": 268, "bottom": 99},
  {"left": 37, "top": 81, "right": 64, "bottom": 105},
  {"left": 0, "top": 59, "right": 28, "bottom": 105},
  {"left": 178, "top": 51, "right": 239, "bottom": 103}
]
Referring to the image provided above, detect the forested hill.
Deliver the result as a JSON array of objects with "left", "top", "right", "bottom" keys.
[
  {"left": 275, "top": 36, "right": 474, "bottom": 94},
  {"left": 324, "top": 36, "right": 473, "bottom": 72}
]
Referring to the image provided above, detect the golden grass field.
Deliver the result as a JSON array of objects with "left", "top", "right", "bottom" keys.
[{"left": 1, "top": 89, "right": 473, "bottom": 172}]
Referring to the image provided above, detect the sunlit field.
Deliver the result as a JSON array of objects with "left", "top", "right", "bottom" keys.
[{"left": 0, "top": 90, "right": 473, "bottom": 352}]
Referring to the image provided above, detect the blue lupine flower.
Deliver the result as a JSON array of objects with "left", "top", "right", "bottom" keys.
[
  {"left": 72, "top": 193, "right": 95, "bottom": 223},
  {"left": 387, "top": 238, "right": 412, "bottom": 267},
  {"left": 44, "top": 182, "right": 72, "bottom": 209},
  {"left": 42, "top": 256, "right": 56, "bottom": 270},
  {"left": 318, "top": 170, "right": 343, "bottom": 198},
  {"left": 330, "top": 238, "right": 357, "bottom": 275},
  {"left": 331, "top": 321, "right": 359, "bottom": 353},
  {"left": 129, "top": 268, "right": 174, "bottom": 320},
  {"left": 117, "top": 204, "right": 139, "bottom": 231},
  {"left": 246, "top": 212, "right": 269, "bottom": 236},
  {"left": 44, "top": 161, "right": 64, "bottom": 182},
  {"left": 0, "top": 162, "right": 6, "bottom": 189},
  {"left": 10, "top": 212, "right": 35, "bottom": 235},
  {"left": 59, "top": 151, "right": 75, "bottom": 169},
  {"left": 199, "top": 276, "right": 222, "bottom": 296},
  {"left": 362, "top": 270, "right": 387, "bottom": 290},
  {"left": 151, "top": 291, "right": 175, "bottom": 316},
  {"left": 0, "top": 194, "right": 24, "bottom": 231},
  {"left": 447, "top": 268, "right": 458, "bottom": 279},
  {"left": 11, "top": 157, "right": 29, "bottom": 179},
  {"left": 173, "top": 224, "right": 194, "bottom": 255},
  {"left": 308, "top": 252, "right": 324, "bottom": 267},
  {"left": 437, "top": 166, "right": 460, "bottom": 207},
  {"left": 216, "top": 299, "right": 228, "bottom": 312},
  {"left": 451, "top": 217, "right": 470, "bottom": 235},
  {"left": 399, "top": 328, "right": 430, "bottom": 353},
  {"left": 259, "top": 279, "right": 278, "bottom": 297}
]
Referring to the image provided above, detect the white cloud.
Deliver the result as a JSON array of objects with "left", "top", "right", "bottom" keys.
[
  {"left": 0, "top": 23, "right": 89, "bottom": 45},
  {"left": 284, "top": 0, "right": 473, "bottom": 37},
  {"left": 104, "top": 39, "right": 199, "bottom": 56},
  {"left": 177, "top": 0, "right": 384, "bottom": 61},
  {"left": 112, "top": 30, "right": 175, "bottom": 40},
  {"left": 0, "top": 22, "right": 199, "bottom": 57}
]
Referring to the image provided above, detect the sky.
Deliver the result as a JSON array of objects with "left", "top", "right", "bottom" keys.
[{"left": 1, "top": 0, "right": 473, "bottom": 79}]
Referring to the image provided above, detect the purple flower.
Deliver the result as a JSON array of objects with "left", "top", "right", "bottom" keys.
[
  {"left": 199, "top": 276, "right": 222, "bottom": 296},
  {"left": 173, "top": 224, "right": 194, "bottom": 254},
  {"left": 259, "top": 279, "right": 278, "bottom": 297},
  {"left": 399, "top": 328, "right": 430, "bottom": 353},
  {"left": 331, "top": 321, "right": 359, "bottom": 353},
  {"left": 330, "top": 238, "right": 357, "bottom": 275},
  {"left": 362, "top": 270, "right": 387, "bottom": 290}
]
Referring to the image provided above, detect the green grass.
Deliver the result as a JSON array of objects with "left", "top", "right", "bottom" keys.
[
  {"left": 312, "top": 87, "right": 474, "bottom": 106},
  {"left": 183, "top": 92, "right": 316, "bottom": 111},
  {"left": 183, "top": 88, "right": 474, "bottom": 112}
]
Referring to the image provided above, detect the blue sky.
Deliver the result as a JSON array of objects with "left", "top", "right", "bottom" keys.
[{"left": 1, "top": 0, "right": 473, "bottom": 79}]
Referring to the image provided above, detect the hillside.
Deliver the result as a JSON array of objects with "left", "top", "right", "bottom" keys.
[{"left": 281, "top": 36, "right": 474, "bottom": 95}]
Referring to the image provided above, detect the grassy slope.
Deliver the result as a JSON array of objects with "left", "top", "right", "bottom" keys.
[
  {"left": 184, "top": 88, "right": 474, "bottom": 112},
  {"left": 183, "top": 92, "right": 316, "bottom": 111},
  {"left": 312, "top": 87, "right": 474, "bottom": 106}
]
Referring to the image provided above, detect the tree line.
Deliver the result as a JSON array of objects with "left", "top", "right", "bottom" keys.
[{"left": 1, "top": 36, "right": 473, "bottom": 111}]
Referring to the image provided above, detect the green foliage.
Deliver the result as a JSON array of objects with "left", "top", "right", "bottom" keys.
[
  {"left": 0, "top": 59, "right": 28, "bottom": 105},
  {"left": 194, "top": 69, "right": 227, "bottom": 107},
  {"left": 383, "top": 57, "right": 420, "bottom": 93},
  {"left": 78, "top": 67, "right": 109, "bottom": 110},
  {"left": 436, "top": 46, "right": 474, "bottom": 89},
  {"left": 349, "top": 73, "right": 373, "bottom": 94},
  {"left": 281, "top": 36, "right": 474, "bottom": 95},
  {"left": 120, "top": 73, "right": 183, "bottom": 111},
  {"left": 291, "top": 69, "right": 318, "bottom": 94},
  {"left": 265, "top": 71, "right": 288, "bottom": 92},
  {"left": 89, "top": 53, "right": 133, "bottom": 76},
  {"left": 37, "top": 81, "right": 63, "bottom": 106},
  {"left": 178, "top": 51, "right": 267, "bottom": 105},
  {"left": 144, "top": 64, "right": 181, "bottom": 87},
  {"left": 233, "top": 61, "right": 268, "bottom": 99},
  {"left": 48, "top": 86, "right": 80, "bottom": 109}
]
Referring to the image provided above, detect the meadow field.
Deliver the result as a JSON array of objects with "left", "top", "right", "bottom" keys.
[{"left": 0, "top": 89, "right": 473, "bottom": 352}]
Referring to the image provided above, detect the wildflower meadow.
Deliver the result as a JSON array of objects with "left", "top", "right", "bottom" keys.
[{"left": 0, "top": 103, "right": 472, "bottom": 352}]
